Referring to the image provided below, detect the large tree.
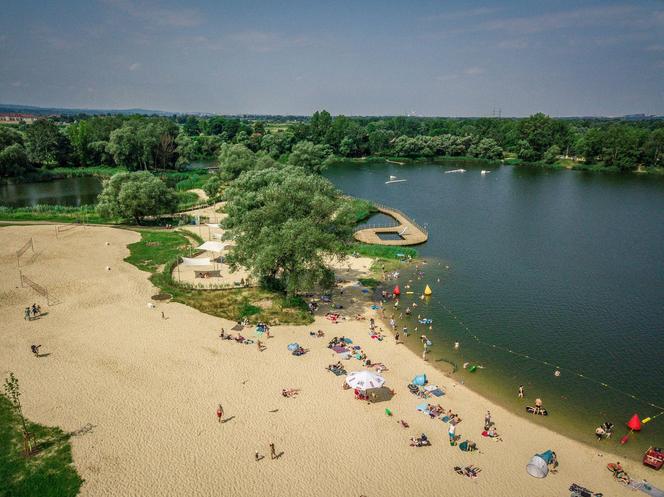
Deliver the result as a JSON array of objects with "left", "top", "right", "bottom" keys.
[
  {"left": 96, "top": 172, "right": 178, "bottom": 224},
  {"left": 223, "top": 166, "right": 354, "bottom": 294},
  {"left": 25, "top": 119, "right": 68, "bottom": 165},
  {"left": 287, "top": 140, "right": 333, "bottom": 174}
]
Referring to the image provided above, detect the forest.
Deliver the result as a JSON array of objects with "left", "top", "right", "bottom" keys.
[{"left": 1, "top": 111, "right": 663, "bottom": 178}]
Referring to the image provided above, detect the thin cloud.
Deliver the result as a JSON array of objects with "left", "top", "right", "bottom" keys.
[
  {"left": 102, "top": 0, "right": 203, "bottom": 28},
  {"left": 424, "top": 7, "right": 501, "bottom": 22},
  {"left": 497, "top": 39, "right": 529, "bottom": 49},
  {"left": 129, "top": 62, "right": 141, "bottom": 71},
  {"left": 437, "top": 67, "right": 486, "bottom": 82},
  {"left": 175, "top": 31, "right": 314, "bottom": 53}
]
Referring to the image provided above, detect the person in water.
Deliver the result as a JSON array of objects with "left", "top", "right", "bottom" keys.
[{"left": 518, "top": 385, "right": 524, "bottom": 398}]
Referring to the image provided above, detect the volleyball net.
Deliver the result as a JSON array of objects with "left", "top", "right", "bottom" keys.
[
  {"left": 19, "top": 272, "right": 51, "bottom": 305},
  {"left": 15, "top": 238, "right": 34, "bottom": 267}
]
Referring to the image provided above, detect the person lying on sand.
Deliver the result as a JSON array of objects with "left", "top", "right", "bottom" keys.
[{"left": 281, "top": 388, "right": 300, "bottom": 398}]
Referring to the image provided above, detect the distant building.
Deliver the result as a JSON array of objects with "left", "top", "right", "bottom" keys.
[{"left": 0, "top": 113, "right": 38, "bottom": 124}]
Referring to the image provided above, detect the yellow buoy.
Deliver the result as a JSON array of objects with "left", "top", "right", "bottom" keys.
[{"left": 424, "top": 285, "right": 432, "bottom": 296}]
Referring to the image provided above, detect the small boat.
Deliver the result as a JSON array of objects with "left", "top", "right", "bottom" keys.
[
  {"left": 385, "top": 177, "right": 407, "bottom": 184},
  {"left": 643, "top": 446, "right": 664, "bottom": 470},
  {"left": 445, "top": 169, "right": 466, "bottom": 174},
  {"left": 481, "top": 170, "right": 490, "bottom": 175},
  {"left": 526, "top": 406, "right": 548, "bottom": 416}
]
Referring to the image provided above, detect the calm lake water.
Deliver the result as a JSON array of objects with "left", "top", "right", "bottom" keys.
[
  {"left": 326, "top": 160, "right": 664, "bottom": 459},
  {"left": 0, "top": 176, "right": 103, "bottom": 207}
]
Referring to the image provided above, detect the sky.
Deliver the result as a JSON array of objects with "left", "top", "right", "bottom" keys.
[{"left": 1, "top": 0, "right": 663, "bottom": 116}]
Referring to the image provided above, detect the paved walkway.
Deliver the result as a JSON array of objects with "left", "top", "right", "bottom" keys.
[{"left": 353, "top": 203, "right": 428, "bottom": 246}]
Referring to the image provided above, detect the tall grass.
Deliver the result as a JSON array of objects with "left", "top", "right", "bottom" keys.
[{"left": 0, "top": 204, "right": 111, "bottom": 223}]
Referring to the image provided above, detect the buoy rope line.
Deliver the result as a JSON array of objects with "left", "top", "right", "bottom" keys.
[{"left": 437, "top": 301, "right": 664, "bottom": 419}]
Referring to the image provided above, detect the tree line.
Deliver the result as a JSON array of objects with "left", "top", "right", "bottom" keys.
[{"left": 1, "top": 111, "right": 663, "bottom": 178}]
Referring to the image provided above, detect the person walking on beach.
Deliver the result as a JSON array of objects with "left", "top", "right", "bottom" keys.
[
  {"left": 518, "top": 385, "right": 524, "bottom": 398},
  {"left": 216, "top": 404, "right": 224, "bottom": 423},
  {"left": 269, "top": 442, "right": 277, "bottom": 460},
  {"left": 395, "top": 332, "right": 400, "bottom": 343},
  {"left": 24, "top": 307, "right": 31, "bottom": 321},
  {"left": 30, "top": 344, "right": 41, "bottom": 357},
  {"left": 484, "top": 411, "right": 492, "bottom": 430},
  {"left": 161, "top": 311, "right": 165, "bottom": 319}
]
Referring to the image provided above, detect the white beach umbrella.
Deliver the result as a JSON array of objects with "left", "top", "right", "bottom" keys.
[{"left": 345, "top": 371, "right": 385, "bottom": 390}]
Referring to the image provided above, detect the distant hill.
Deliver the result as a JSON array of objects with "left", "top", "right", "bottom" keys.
[
  {"left": 0, "top": 103, "right": 175, "bottom": 116},
  {"left": 0, "top": 103, "right": 662, "bottom": 120}
]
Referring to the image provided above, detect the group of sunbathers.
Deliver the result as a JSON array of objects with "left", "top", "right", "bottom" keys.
[
  {"left": 309, "top": 330, "right": 325, "bottom": 337},
  {"left": 327, "top": 336, "right": 349, "bottom": 348},
  {"left": 410, "top": 433, "right": 430, "bottom": 447},
  {"left": 454, "top": 465, "right": 481, "bottom": 479},
  {"left": 326, "top": 361, "right": 346, "bottom": 375}
]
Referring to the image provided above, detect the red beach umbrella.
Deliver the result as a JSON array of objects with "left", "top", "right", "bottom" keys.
[{"left": 393, "top": 285, "right": 401, "bottom": 296}]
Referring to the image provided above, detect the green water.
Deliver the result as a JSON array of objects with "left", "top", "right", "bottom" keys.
[
  {"left": 325, "top": 160, "right": 664, "bottom": 460},
  {"left": 0, "top": 176, "right": 103, "bottom": 207}
]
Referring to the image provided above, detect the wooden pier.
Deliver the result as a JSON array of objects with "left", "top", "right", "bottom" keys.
[{"left": 353, "top": 203, "right": 428, "bottom": 246}]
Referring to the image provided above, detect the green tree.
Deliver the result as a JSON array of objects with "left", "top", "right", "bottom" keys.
[
  {"left": 4, "top": 372, "right": 33, "bottom": 455},
  {"left": 0, "top": 126, "right": 25, "bottom": 149},
  {"left": 288, "top": 140, "right": 333, "bottom": 174},
  {"left": 543, "top": 144, "right": 561, "bottom": 164},
  {"left": 217, "top": 143, "right": 257, "bottom": 180},
  {"left": 310, "top": 110, "right": 332, "bottom": 142},
  {"left": 96, "top": 172, "right": 178, "bottom": 224},
  {"left": 25, "top": 119, "right": 64, "bottom": 165},
  {"left": 468, "top": 138, "right": 503, "bottom": 160},
  {"left": 107, "top": 125, "right": 144, "bottom": 170},
  {"left": 643, "top": 128, "right": 664, "bottom": 167},
  {"left": 0, "top": 143, "right": 30, "bottom": 176},
  {"left": 223, "top": 167, "right": 353, "bottom": 294}
]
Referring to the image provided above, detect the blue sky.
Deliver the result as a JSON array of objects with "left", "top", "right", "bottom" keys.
[{"left": 1, "top": 0, "right": 663, "bottom": 116}]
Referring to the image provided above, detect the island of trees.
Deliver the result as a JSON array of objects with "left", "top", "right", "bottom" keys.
[{"left": 1, "top": 111, "right": 663, "bottom": 179}]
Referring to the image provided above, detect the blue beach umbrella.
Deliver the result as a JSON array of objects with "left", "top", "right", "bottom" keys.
[{"left": 287, "top": 343, "right": 299, "bottom": 352}]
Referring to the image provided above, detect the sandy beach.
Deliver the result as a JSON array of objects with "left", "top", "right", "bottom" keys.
[{"left": 1, "top": 224, "right": 662, "bottom": 497}]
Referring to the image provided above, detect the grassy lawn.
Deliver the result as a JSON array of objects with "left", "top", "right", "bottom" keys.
[
  {"left": 0, "top": 395, "right": 82, "bottom": 497},
  {"left": 125, "top": 229, "right": 313, "bottom": 325},
  {"left": 351, "top": 243, "right": 417, "bottom": 260}
]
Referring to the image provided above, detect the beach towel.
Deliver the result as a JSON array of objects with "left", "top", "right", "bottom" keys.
[
  {"left": 332, "top": 346, "right": 348, "bottom": 353},
  {"left": 441, "top": 416, "right": 450, "bottom": 423},
  {"left": 430, "top": 389, "right": 444, "bottom": 397},
  {"left": 629, "top": 481, "right": 664, "bottom": 497},
  {"left": 328, "top": 368, "right": 346, "bottom": 376},
  {"left": 416, "top": 403, "right": 430, "bottom": 413}
]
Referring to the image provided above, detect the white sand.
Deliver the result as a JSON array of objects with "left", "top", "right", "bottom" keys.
[{"left": 1, "top": 224, "right": 662, "bottom": 497}]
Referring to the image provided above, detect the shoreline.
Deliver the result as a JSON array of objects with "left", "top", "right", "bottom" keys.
[
  {"left": 2, "top": 224, "right": 662, "bottom": 497},
  {"left": 374, "top": 259, "right": 663, "bottom": 465}
]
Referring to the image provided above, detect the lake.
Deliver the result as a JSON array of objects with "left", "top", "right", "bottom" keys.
[
  {"left": 0, "top": 176, "right": 103, "bottom": 207},
  {"left": 326, "top": 160, "right": 664, "bottom": 459}
]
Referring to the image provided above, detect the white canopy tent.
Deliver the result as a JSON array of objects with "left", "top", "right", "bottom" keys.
[
  {"left": 181, "top": 257, "right": 213, "bottom": 266},
  {"left": 345, "top": 371, "right": 385, "bottom": 390},
  {"left": 197, "top": 241, "right": 226, "bottom": 252}
]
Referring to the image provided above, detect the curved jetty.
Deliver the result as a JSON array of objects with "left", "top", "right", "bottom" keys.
[{"left": 354, "top": 202, "right": 428, "bottom": 246}]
